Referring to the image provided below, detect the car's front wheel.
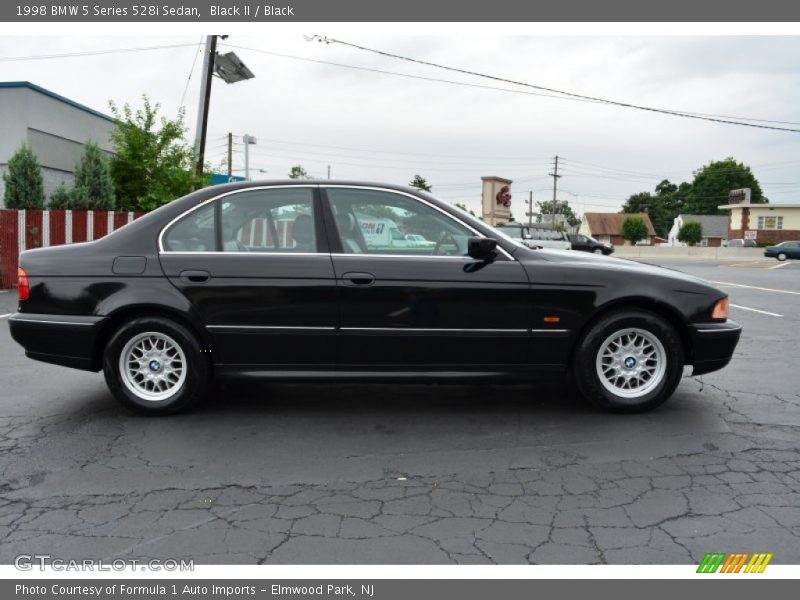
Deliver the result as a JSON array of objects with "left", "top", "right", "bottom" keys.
[
  {"left": 777, "top": 252, "right": 788, "bottom": 261},
  {"left": 572, "top": 310, "right": 684, "bottom": 413},
  {"left": 103, "top": 316, "right": 210, "bottom": 415},
  {"left": 593, "top": 248, "right": 604, "bottom": 255}
]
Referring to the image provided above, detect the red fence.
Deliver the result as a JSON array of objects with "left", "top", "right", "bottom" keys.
[{"left": 0, "top": 209, "right": 145, "bottom": 289}]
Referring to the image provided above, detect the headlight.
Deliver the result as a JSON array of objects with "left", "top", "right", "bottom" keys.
[{"left": 711, "top": 297, "right": 729, "bottom": 320}]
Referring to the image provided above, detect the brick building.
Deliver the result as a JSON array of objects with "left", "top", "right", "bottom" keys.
[
  {"left": 578, "top": 212, "right": 657, "bottom": 246},
  {"left": 718, "top": 197, "right": 800, "bottom": 245}
]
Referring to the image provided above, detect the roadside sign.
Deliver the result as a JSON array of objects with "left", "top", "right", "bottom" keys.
[
  {"left": 744, "top": 230, "right": 757, "bottom": 240},
  {"left": 210, "top": 173, "right": 246, "bottom": 186}
]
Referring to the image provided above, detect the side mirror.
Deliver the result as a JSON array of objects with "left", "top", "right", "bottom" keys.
[{"left": 468, "top": 236, "right": 498, "bottom": 261}]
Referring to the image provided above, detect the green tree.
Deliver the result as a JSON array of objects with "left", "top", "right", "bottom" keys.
[
  {"left": 409, "top": 174, "right": 432, "bottom": 192},
  {"left": 70, "top": 141, "right": 115, "bottom": 210},
  {"left": 3, "top": 144, "right": 45, "bottom": 209},
  {"left": 536, "top": 199, "right": 580, "bottom": 228},
  {"left": 677, "top": 221, "right": 703, "bottom": 246},
  {"left": 109, "top": 95, "right": 205, "bottom": 212},
  {"left": 684, "top": 157, "right": 766, "bottom": 215},
  {"left": 621, "top": 216, "right": 649, "bottom": 245},
  {"left": 621, "top": 179, "right": 687, "bottom": 238},
  {"left": 288, "top": 165, "right": 310, "bottom": 179},
  {"left": 49, "top": 182, "right": 72, "bottom": 209}
]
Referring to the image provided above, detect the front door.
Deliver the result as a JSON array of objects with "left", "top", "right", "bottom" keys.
[
  {"left": 322, "top": 186, "right": 531, "bottom": 369},
  {"left": 159, "top": 185, "right": 338, "bottom": 367}
]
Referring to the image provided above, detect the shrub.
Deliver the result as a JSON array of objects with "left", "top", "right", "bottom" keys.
[
  {"left": 3, "top": 144, "right": 45, "bottom": 209},
  {"left": 620, "top": 216, "right": 648, "bottom": 245},
  {"left": 677, "top": 221, "right": 703, "bottom": 246}
]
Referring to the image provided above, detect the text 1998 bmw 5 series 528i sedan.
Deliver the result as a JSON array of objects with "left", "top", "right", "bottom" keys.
[{"left": 9, "top": 181, "right": 741, "bottom": 415}]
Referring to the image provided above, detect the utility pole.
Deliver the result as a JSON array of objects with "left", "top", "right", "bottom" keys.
[
  {"left": 194, "top": 35, "right": 218, "bottom": 177},
  {"left": 527, "top": 191, "right": 533, "bottom": 227},
  {"left": 327, "top": 165, "right": 331, "bottom": 180},
  {"left": 548, "top": 155, "right": 561, "bottom": 229},
  {"left": 243, "top": 134, "right": 257, "bottom": 180},
  {"left": 226, "top": 132, "right": 233, "bottom": 177}
]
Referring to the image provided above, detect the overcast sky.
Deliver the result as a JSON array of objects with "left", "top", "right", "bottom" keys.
[{"left": 1, "top": 35, "right": 799, "bottom": 218}]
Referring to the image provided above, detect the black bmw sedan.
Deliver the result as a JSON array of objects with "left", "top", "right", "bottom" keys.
[{"left": 9, "top": 181, "right": 741, "bottom": 415}]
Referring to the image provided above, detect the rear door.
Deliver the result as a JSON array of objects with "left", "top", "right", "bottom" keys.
[
  {"left": 158, "top": 185, "right": 338, "bottom": 367},
  {"left": 321, "top": 185, "right": 532, "bottom": 369}
]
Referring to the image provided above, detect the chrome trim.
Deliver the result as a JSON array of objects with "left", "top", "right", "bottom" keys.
[
  {"left": 157, "top": 184, "right": 318, "bottom": 254},
  {"left": 9, "top": 317, "right": 95, "bottom": 326},
  {"left": 341, "top": 327, "right": 528, "bottom": 333},
  {"left": 162, "top": 251, "right": 324, "bottom": 257},
  {"left": 330, "top": 253, "right": 508, "bottom": 261},
  {"left": 695, "top": 327, "right": 743, "bottom": 333},
  {"left": 157, "top": 183, "right": 515, "bottom": 261},
  {"left": 323, "top": 184, "right": 515, "bottom": 261},
  {"left": 206, "top": 325, "right": 568, "bottom": 334},
  {"left": 207, "top": 325, "right": 336, "bottom": 331}
]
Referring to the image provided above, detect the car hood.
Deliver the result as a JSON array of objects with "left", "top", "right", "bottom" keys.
[{"left": 515, "top": 247, "right": 719, "bottom": 291}]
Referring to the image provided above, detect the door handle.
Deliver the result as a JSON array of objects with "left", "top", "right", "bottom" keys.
[
  {"left": 341, "top": 272, "right": 375, "bottom": 286},
  {"left": 179, "top": 270, "right": 211, "bottom": 283}
]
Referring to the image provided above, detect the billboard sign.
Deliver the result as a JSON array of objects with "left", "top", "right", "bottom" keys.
[{"left": 728, "top": 188, "right": 752, "bottom": 205}]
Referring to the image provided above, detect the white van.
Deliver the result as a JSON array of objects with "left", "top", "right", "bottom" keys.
[{"left": 495, "top": 223, "right": 572, "bottom": 251}]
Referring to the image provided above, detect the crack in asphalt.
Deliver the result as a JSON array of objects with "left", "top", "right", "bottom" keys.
[{"left": 1, "top": 362, "right": 800, "bottom": 564}]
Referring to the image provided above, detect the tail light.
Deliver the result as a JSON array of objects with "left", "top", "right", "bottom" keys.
[
  {"left": 18, "top": 267, "right": 29, "bottom": 301},
  {"left": 711, "top": 297, "right": 729, "bottom": 320}
]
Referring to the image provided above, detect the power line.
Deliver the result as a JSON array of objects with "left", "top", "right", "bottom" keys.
[
  {"left": 216, "top": 132, "right": 550, "bottom": 163},
  {"left": 179, "top": 36, "right": 205, "bottom": 108},
  {"left": 0, "top": 42, "right": 199, "bottom": 62},
  {"left": 312, "top": 36, "right": 800, "bottom": 133},
  {"left": 219, "top": 43, "right": 618, "bottom": 108},
  {"left": 234, "top": 142, "right": 549, "bottom": 169}
]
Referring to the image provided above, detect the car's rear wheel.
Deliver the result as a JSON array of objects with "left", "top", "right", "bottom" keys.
[
  {"left": 777, "top": 252, "right": 788, "bottom": 261},
  {"left": 572, "top": 310, "right": 684, "bottom": 413},
  {"left": 103, "top": 316, "right": 210, "bottom": 415}
]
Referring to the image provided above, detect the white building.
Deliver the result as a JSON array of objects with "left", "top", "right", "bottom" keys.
[
  {"left": 667, "top": 214, "right": 728, "bottom": 247},
  {"left": 0, "top": 81, "right": 115, "bottom": 205}
]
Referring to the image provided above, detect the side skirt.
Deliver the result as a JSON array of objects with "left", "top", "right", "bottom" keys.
[{"left": 215, "top": 365, "right": 565, "bottom": 383}]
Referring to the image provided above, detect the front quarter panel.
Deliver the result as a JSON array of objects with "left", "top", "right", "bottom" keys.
[{"left": 518, "top": 252, "right": 728, "bottom": 365}]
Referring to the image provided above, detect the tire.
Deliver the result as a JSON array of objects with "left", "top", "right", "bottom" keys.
[
  {"left": 103, "top": 316, "right": 210, "bottom": 415},
  {"left": 572, "top": 310, "right": 684, "bottom": 413},
  {"left": 777, "top": 252, "right": 787, "bottom": 262},
  {"left": 593, "top": 248, "right": 604, "bottom": 255}
]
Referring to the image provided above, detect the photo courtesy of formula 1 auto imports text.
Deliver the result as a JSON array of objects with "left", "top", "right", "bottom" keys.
[{"left": 0, "top": 1, "right": 799, "bottom": 598}]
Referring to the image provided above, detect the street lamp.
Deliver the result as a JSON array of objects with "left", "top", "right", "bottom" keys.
[
  {"left": 243, "top": 135, "right": 257, "bottom": 181},
  {"left": 194, "top": 36, "right": 255, "bottom": 178}
]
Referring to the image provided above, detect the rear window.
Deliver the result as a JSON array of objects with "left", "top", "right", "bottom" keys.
[{"left": 162, "top": 202, "right": 216, "bottom": 252}]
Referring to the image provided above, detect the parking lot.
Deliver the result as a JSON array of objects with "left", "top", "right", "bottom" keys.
[{"left": 0, "top": 257, "right": 799, "bottom": 565}]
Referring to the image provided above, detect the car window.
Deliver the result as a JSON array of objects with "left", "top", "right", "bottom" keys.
[
  {"left": 220, "top": 188, "right": 316, "bottom": 253},
  {"left": 162, "top": 201, "right": 216, "bottom": 252},
  {"left": 326, "top": 188, "right": 473, "bottom": 256}
]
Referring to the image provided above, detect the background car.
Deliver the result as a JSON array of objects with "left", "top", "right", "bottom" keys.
[
  {"left": 567, "top": 233, "right": 614, "bottom": 255},
  {"left": 495, "top": 223, "right": 571, "bottom": 250},
  {"left": 726, "top": 238, "right": 757, "bottom": 248},
  {"left": 764, "top": 240, "right": 800, "bottom": 261}
]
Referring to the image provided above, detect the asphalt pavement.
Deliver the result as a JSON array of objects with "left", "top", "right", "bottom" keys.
[{"left": 0, "top": 257, "right": 799, "bottom": 564}]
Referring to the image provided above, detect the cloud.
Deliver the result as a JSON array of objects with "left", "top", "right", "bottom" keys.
[{"left": 1, "top": 34, "right": 798, "bottom": 217}]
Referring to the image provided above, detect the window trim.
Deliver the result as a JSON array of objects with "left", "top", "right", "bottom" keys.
[
  {"left": 321, "top": 185, "right": 514, "bottom": 261},
  {"left": 757, "top": 215, "right": 784, "bottom": 231},
  {"left": 158, "top": 184, "right": 320, "bottom": 255}
]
